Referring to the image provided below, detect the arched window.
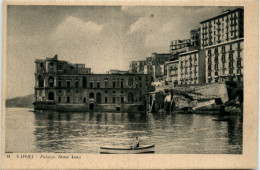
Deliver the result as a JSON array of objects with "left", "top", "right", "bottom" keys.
[
  {"left": 48, "top": 92, "right": 54, "bottom": 100},
  {"left": 48, "top": 76, "right": 54, "bottom": 87},
  {"left": 89, "top": 92, "right": 94, "bottom": 99},
  {"left": 38, "top": 75, "right": 44, "bottom": 87},
  {"left": 96, "top": 92, "right": 101, "bottom": 104},
  {"left": 128, "top": 93, "right": 133, "bottom": 103}
]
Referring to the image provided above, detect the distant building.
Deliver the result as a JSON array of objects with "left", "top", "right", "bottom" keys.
[
  {"left": 129, "top": 60, "right": 146, "bottom": 73},
  {"left": 190, "top": 28, "right": 200, "bottom": 47},
  {"left": 107, "top": 69, "right": 130, "bottom": 74},
  {"left": 34, "top": 55, "right": 152, "bottom": 112},
  {"left": 165, "top": 59, "right": 179, "bottom": 86},
  {"left": 143, "top": 53, "right": 172, "bottom": 80},
  {"left": 169, "top": 39, "right": 191, "bottom": 54}
]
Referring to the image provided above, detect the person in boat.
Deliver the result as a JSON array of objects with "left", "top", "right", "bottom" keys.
[{"left": 131, "top": 137, "right": 140, "bottom": 149}]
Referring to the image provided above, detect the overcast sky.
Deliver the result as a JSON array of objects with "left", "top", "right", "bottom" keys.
[{"left": 6, "top": 6, "right": 239, "bottom": 98}]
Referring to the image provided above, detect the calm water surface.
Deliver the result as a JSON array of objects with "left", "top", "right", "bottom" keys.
[{"left": 6, "top": 108, "right": 242, "bottom": 154}]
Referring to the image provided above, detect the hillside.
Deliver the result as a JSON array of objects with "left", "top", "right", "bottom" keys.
[{"left": 6, "top": 94, "right": 34, "bottom": 108}]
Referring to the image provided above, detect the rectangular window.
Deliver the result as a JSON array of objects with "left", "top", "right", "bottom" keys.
[
  {"left": 58, "top": 80, "right": 61, "bottom": 87},
  {"left": 113, "top": 81, "right": 116, "bottom": 88},
  {"left": 97, "top": 82, "right": 100, "bottom": 88},
  {"left": 121, "top": 97, "right": 124, "bottom": 103},
  {"left": 40, "top": 63, "right": 44, "bottom": 67},
  {"left": 82, "top": 76, "right": 87, "bottom": 88},
  {"left": 105, "top": 81, "right": 108, "bottom": 88},
  {"left": 67, "top": 97, "right": 70, "bottom": 103},
  {"left": 121, "top": 81, "right": 124, "bottom": 88},
  {"left": 58, "top": 97, "right": 61, "bottom": 103},
  {"left": 67, "top": 81, "right": 70, "bottom": 88},
  {"left": 105, "top": 97, "right": 108, "bottom": 103},
  {"left": 113, "top": 97, "right": 116, "bottom": 103},
  {"left": 75, "top": 81, "right": 79, "bottom": 88},
  {"left": 90, "top": 82, "right": 94, "bottom": 88}
]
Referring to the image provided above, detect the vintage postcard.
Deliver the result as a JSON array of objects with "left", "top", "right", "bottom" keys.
[{"left": 1, "top": 0, "right": 259, "bottom": 169}]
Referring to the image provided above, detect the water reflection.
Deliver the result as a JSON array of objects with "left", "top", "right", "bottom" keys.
[{"left": 6, "top": 108, "right": 242, "bottom": 154}]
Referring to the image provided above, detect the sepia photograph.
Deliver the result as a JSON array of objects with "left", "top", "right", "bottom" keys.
[{"left": 1, "top": 0, "right": 258, "bottom": 169}]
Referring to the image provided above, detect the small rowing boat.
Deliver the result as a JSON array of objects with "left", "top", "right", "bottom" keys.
[{"left": 100, "top": 145, "right": 155, "bottom": 154}]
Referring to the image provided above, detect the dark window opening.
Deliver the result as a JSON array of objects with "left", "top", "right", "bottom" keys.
[
  {"left": 97, "top": 82, "right": 100, "bottom": 88},
  {"left": 58, "top": 80, "right": 61, "bottom": 87},
  {"left": 90, "top": 82, "right": 94, "bottom": 89},
  {"left": 48, "top": 76, "right": 54, "bottom": 87},
  {"left": 96, "top": 92, "right": 101, "bottom": 104},
  {"left": 38, "top": 75, "right": 44, "bottom": 87},
  {"left": 113, "top": 81, "right": 116, "bottom": 88},
  {"left": 89, "top": 103, "right": 94, "bottom": 111},
  {"left": 83, "top": 97, "right": 86, "bottom": 103},
  {"left": 48, "top": 92, "right": 54, "bottom": 100},
  {"left": 67, "top": 81, "right": 70, "bottom": 88},
  {"left": 105, "top": 97, "right": 108, "bottom": 103},
  {"left": 67, "top": 97, "right": 70, "bottom": 103},
  {"left": 40, "top": 63, "right": 44, "bottom": 67},
  {"left": 113, "top": 97, "right": 116, "bottom": 103},
  {"left": 89, "top": 92, "right": 94, "bottom": 99},
  {"left": 58, "top": 97, "right": 61, "bottom": 103},
  {"left": 82, "top": 76, "right": 87, "bottom": 88},
  {"left": 75, "top": 81, "right": 79, "bottom": 88},
  {"left": 121, "top": 97, "right": 124, "bottom": 103}
]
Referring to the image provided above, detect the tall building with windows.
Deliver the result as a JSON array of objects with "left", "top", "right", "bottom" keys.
[
  {"left": 34, "top": 55, "right": 152, "bottom": 112},
  {"left": 178, "top": 50, "right": 206, "bottom": 85},
  {"left": 169, "top": 39, "right": 191, "bottom": 54},
  {"left": 205, "top": 39, "right": 244, "bottom": 83},
  {"left": 200, "top": 8, "right": 244, "bottom": 48},
  {"left": 190, "top": 28, "right": 200, "bottom": 47},
  {"left": 200, "top": 8, "right": 244, "bottom": 83}
]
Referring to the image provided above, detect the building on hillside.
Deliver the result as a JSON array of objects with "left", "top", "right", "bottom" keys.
[
  {"left": 200, "top": 8, "right": 244, "bottom": 83},
  {"left": 178, "top": 50, "right": 206, "bottom": 85},
  {"left": 34, "top": 55, "right": 152, "bottom": 112},
  {"left": 129, "top": 60, "right": 146, "bottom": 73},
  {"left": 205, "top": 39, "right": 244, "bottom": 83},
  {"left": 142, "top": 53, "right": 171, "bottom": 80}
]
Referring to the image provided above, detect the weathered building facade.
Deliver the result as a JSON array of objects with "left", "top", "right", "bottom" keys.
[
  {"left": 178, "top": 50, "right": 206, "bottom": 85},
  {"left": 34, "top": 55, "right": 152, "bottom": 112},
  {"left": 200, "top": 8, "right": 244, "bottom": 83},
  {"left": 205, "top": 39, "right": 244, "bottom": 83}
]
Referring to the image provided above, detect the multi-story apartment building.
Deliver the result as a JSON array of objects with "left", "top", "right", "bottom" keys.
[
  {"left": 201, "top": 8, "right": 244, "bottom": 83},
  {"left": 34, "top": 55, "right": 152, "bottom": 112},
  {"left": 205, "top": 39, "right": 244, "bottom": 83},
  {"left": 169, "top": 39, "right": 191, "bottom": 54},
  {"left": 165, "top": 59, "right": 179, "bottom": 86},
  {"left": 200, "top": 8, "right": 244, "bottom": 48},
  {"left": 129, "top": 60, "right": 146, "bottom": 73},
  {"left": 178, "top": 50, "right": 206, "bottom": 85},
  {"left": 190, "top": 28, "right": 200, "bottom": 47}
]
